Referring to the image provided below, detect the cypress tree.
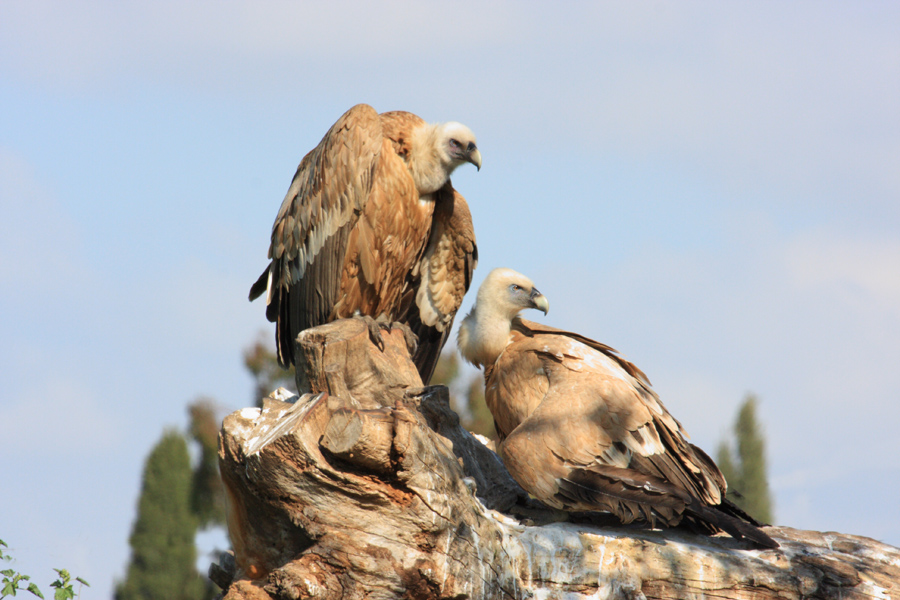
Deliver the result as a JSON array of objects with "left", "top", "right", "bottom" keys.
[
  {"left": 116, "top": 430, "right": 210, "bottom": 600},
  {"left": 717, "top": 395, "right": 774, "bottom": 524},
  {"left": 733, "top": 396, "right": 773, "bottom": 523},
  {"left": 716, "top": 439, "right": 738, "bottom": 493}
]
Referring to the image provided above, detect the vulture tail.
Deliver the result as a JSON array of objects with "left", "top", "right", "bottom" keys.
[
  {"left": 717, "top": 497, "right": 768, "bottom": 527},
  {"left": 558, "top": 468, "right": 779, "bottom": 549},
  {"left": 686, "top": 501, "right": 779, "bottom": 549}
]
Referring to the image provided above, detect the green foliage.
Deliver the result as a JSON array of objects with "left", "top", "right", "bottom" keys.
[
  {"left": 716, "top": 439, "right": 737, "bottom": 493},
  {"left": 188, "top": 399, "right": 226, "bottom": 529},
  {"left": 1, "top": 538, "right": 44, "bottom": 599},
  {"left": 0, "top": 540, "right": 88, "bottom": 600},
  {"left": 1, "top": 571, "right": 44, "bottom": 599},
  {"left": 49, "top": 570, "right": 89, "bottom": 600},
  {"left": 717, "top": 394, "right": 774, "bottom": 524},
  {"left": 243, "top": 334, "right": 296, "bottom": 407},
  {"left": 115, "top": 431, "right": 213, "bottom": 600}
]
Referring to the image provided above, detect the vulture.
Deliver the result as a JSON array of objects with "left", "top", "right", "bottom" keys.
[
  {"left": 458, "top": 268, "right": 778, "bottom": 549},
  {"left": 249, "top": 104, "right": 480, "bottom": 383}
]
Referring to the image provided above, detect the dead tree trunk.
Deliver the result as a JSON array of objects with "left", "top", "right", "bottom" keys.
[{"left": 214, "top": 319, "right": 899, "bottom": 600}]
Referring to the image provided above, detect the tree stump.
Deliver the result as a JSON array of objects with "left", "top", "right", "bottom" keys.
[{"left": 214, "top": 319, "right": 900, "bottom": 599}]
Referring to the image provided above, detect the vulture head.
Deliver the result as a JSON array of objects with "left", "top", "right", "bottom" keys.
[
  {"left": 474, "top": 267, "right": 549, "bottom": 319},
  {"left": 439, "top": 122, "right": 482, "bottom": 172},
  {"left": 412, "top": 121, "right": 482, "bottom": 195},
  {"left": 458, "top": 268, "right": 549, "bottom": 367}
]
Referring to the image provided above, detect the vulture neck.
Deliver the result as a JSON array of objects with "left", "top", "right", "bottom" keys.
[
  {"left": 408, "top": 124, "right": 455, "bottom": 196},
  {"left": 458, "top": 307, "right": 517, "bottom": 369}
]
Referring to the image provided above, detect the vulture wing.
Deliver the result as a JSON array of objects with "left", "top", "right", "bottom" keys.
[
  {"left": 396, "top": 184, "right": 478, "bottom": 383},
  {"left": 249, "top": 104, "right": 420, "bottom": 366}
]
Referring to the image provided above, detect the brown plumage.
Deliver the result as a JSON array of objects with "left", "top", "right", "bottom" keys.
[
  {"left": 458, "top": 268, "right": 778, "bottom": 549},
  {"left": 249, "top": 104, "right": 480, "bottom": 383}
]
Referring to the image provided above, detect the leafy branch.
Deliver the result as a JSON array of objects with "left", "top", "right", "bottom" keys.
[{"left": 0, "top": 540, "right": 89, "bottom": 600}]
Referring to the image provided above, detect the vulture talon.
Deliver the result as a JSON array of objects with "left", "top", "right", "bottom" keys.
[
  {"left": 391, "top": 321, "right": 419, "bottom": 356},
  {"left": 356, "top": 314, "right": 386, "bottom": 352}
]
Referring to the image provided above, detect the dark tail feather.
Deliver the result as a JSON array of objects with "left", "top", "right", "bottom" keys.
[
  {"left": 411, "top": 321, "right": 453, "bottom": 385},
  {"left": 718, "top": 497, "right": 768, "bottom": 527},
  {"left": 249, "top": 266, "right": 269, "bottom": 302},
  {"left": 687, "top": 501, "right": 779, "bottom": 549},
  {"left": 394, "top": 292, "right": 456, "bottom": 385},
  {"left": 275, "top": 286, "right": 293, "bottom": 368},
  {"left": 558, "top": 467, "right": 779, "bottom": 549}
]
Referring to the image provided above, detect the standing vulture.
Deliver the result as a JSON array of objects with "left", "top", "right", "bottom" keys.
[
  {"left": 249, "top": 104, "right": 480, "bottom": 383},
  {"left": 458, "top": 268, "right": 778, "bottom": 549}
]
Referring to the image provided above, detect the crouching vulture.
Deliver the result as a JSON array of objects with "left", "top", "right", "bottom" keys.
[{"left": 458, "top": 267, "right": 778, "bottom": 549}]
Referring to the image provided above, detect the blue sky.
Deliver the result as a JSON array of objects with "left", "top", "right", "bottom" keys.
[{"left": 2, "top": 2, "right": 898, "bottom": 597}]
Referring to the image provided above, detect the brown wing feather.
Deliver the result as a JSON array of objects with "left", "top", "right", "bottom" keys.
[
  {"left": 513, "top": 318, "right": 654, "bottom": 387},
  {"left": 556, "top": 464, "right": 690, "bottom": 526},
  {"left": 332, "top": 133, "right": 432, "bottom": 321},
  {"left": 397, "top": 184, "right": 478, "bottom": 383},
  {"left": 484, "top": 332, "right": 549, "bottom": 442},
  {"left": 378, "top": 111, "right": 426, "bottom": 159}
]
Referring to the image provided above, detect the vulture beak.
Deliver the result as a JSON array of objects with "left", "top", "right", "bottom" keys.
[
  {"left": 466, "top": 142, "right": 482, "bottom": 171},
  {"left": 530, "top": 288, "right": 549, "bottom": 315}
]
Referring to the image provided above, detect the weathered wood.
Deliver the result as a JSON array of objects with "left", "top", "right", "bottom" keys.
[
  {"left": 215, "top": 319, "right": 900, "bottom": 600},
  {"left": 294, "top": 317, "right": 422, "bottom": 408},
  {"left": 320, "top": 407, "right": 395, "bottom": 474}
]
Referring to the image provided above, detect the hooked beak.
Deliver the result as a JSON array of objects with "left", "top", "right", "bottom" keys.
[
  {"left": 467, "top": 143, "right": 482, "bottom": 171},
  {"left": 530, "top": 289, "right": 549, "bottom": 315}
]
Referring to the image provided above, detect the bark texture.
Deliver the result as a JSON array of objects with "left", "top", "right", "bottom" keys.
[{"left": 215, "top": 318, "right": 899, "bottom": 600}]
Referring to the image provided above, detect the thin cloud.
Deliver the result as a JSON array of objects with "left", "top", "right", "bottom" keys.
[
  {"left": 786, "top": 230, "right": 900, "bottom": 318},
  {"left": 0, "top": 378, "right": 125, "bottom": 455},
  {"left": 0, "top": 148, "right": 92, "bottom": 289},
  {"left": 0, "top": 1, "right": 519, "bottom": 91}
]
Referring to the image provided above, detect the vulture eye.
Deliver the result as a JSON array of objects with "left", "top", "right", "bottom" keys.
[
  {"left": 510, "top": 284, "right": 521, "bottom": 292},
  {"left": 449, "top": 139, "right": 461, "bottom": 149}
]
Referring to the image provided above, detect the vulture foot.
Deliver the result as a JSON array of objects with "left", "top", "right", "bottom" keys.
[
  {"left": 352, "top": 314, "right": 418, "bottom": 356},
  {"left": 390, "top": 321, "right": 419, "bottom": 356},
  {"left": 353, "top": 314, "right": 387, "bottom": 351}
]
